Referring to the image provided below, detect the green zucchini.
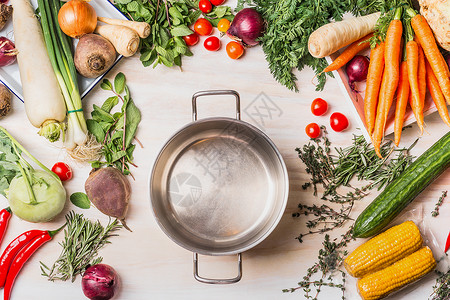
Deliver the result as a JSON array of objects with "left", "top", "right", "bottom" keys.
[{"left": 353, "top": 132, "right": 450, "bottom": 238}]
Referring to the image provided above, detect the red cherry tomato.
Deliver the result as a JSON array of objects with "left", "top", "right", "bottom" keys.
[
  {"left": 182, "top": 33, "right": 199, "bottom": 46},
  {"left": 52, "top": 162, "right": 73, "bottom": 181},
  {"left": 330, "top": 112, "right": 349, "bottom": 132},
  {"left": 305, "top": 123, "right": 321, "bottom": 139},
  {"left": 194, "top": 18, "right": 213, "bottom": 36},
  {"left": 211, "top": 0, "right": 226, "bottom": 5},
  {"left": 204, "top": 36, "right": 220, "bottom": 51},
  {"left": 226, "top": 41, "right": 244, "bottom": 59},
  {"left": 199, "top": 0, "right": 212, "bottom": 13},
  {"left": 311, "top": 98, "right": 328, "bottom": 116}
]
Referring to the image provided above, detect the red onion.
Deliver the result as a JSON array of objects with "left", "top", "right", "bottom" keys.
[
  {"left": 0, "top": 37, "right": 17, "bottom": 67},
  {"left": 82, "top": 264, "right": 119, "bottom": 300},
  {"left": 226, "top": 8, "right": 264, "bottom": 47},
  {"left": 346, "top": 55, "right": 370, "bottom": 92},
  {"left": 0, "top": 0, "right": 8, "bottom": 3}
]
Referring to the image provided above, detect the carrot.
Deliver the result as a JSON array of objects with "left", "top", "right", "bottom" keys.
[
  {"left": 394, "top": 61, "right": 410, "bottom": 146},
  {"left": 322, "top": 33, "right": 373, "bottom": 73},
  {"left": 372, "top": 8, "right": 403, "bottom": 158},
  {"left": 417, "top": 44, "right": 427, "bottom": 113},
  {"left": 406, "top": 40, "right": 424, "bottom": 133},
  {"left": 409, "top": 10, "right": 450, "bottom": 104},
  {"left": 364, "top": 42, "right": 385, "bottom": 135},
  {"left": 426, "top": 59, "right": 450, "bottom": 127},
  {"left": 308, "top": 12, "right": 380, "bottom": 58}
]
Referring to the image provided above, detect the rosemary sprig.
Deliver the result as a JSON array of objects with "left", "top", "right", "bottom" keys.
[
  {"left": 430, "top": 270, "right": 450, "bottom": 300},
  {"left": 40, "top": 211, "right": 121, "bottom": 282},
  {"left": 431, "top": 190, "right": 448, "bottom": 217}
]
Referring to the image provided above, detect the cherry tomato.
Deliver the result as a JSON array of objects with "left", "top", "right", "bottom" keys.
[
  {"left": 217, "top": 18, "right": 231, "bottom": 33},
  {"left": 211, "top": 0, "right": 226, "bottom": 5},
  {"left": 194, "top": 18, "right": 213, "bottom": 36},
  {"left": 311, "top": 98, "right": 328, "bottom": 116},
  {"left": 226, "top": 41, "right": 244, "bottom": 59},
  {"left": 204, "top": 36, "right": 220, "bottom": 51},
  {"left": 182, "top": 33, "right": 199, "bottom": 46},
  {"left": 330, "top": 112, "right": 349, "bottom": 132},
  {"left": 199, "top": 0, "right": 212, "bottom": 14},
  {"left": 305, "top": 123, "right": 321, "bottom": 139},
  {"left": 52, "top": 162, "right": 73, "bottom": 181}
]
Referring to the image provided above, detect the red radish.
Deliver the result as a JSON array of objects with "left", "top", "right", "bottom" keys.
[
  {"left": 346, "top": 55, "right": 370, "bottom": 92},
  {"left": 226, "top": 8, "right": 264, "bottom": 47},
  {"left": 0, "top": 37, "right": 17, "bottom": 67}
]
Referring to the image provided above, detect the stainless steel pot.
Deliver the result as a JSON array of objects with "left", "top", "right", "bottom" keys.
[{"left": 150, "top": 90, "right": 288, "bottom": 284}]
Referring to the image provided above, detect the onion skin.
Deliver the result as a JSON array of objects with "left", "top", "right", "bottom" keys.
[
  {"left": 58, "top": 0, "right": 97, "bottom": 39},
  {"left": 82, "top": 264, "right": 119, "bottom": 300},
  {"left": 0, "top": 36, "right": 17, "bottom": 67},
  {"left": 226, "top": 8, "right": 264, "bottom": 47},
  {"left": 346, "top": 55, "right": 369, "bottom": 92}
]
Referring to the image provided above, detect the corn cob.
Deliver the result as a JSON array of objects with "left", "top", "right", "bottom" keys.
[
  {"left": 357, "top": 246, "right": 436, "bottom": 300},
  {"left": 345, "top": 221, "right": 422, "bottom": 277}
]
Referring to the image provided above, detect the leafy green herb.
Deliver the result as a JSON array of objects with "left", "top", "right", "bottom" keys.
[
  {"left": 69, "top": 192, "right": 90, "bottom": 209},
  {"left": 430, "top": 270, "right": 450, "bottom": 300},
  {"left": 87, "top": 73, "right": 141, "bottom": 177},
  {"left": 113, "top": 0, "right": 233, "bottom": 68},
  {"left": 40, "top": 212, "right": 121, "bottom": 282},
  {"left": 236, "top": 0, "right": 391, "bottom": 91},
  {"left": 287, "top": 127, "right": 415, "bottom": 299},
  {"left": 431, "top": 190, "right": 447, "bottom": 217}
]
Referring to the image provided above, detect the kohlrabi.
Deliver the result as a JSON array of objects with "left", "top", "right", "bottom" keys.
[{"left": 0, "top": 126, "right": 66, "bottom": 222}]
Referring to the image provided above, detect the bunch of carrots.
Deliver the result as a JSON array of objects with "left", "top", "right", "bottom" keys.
[{"left": 322, "top": 5, "right": 450, "bottom": 158}]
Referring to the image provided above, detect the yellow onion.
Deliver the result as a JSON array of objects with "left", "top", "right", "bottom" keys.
[{"left": 58, "top": 0, "right": 97, "bottom": 39}]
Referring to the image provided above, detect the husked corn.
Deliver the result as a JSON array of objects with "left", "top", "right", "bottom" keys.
[
  {"left": 357, "top": 246, "right": 436, "bottom": 300},
  {"left": 344, "top": 221, "right": 422, "bottom": 277}
]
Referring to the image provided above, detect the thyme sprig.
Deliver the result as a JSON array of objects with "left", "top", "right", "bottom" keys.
[
  {"left": 40, "top": 212, "right": 122, "bottom": 282},
  {"left": 431, "top": 191, "right": 448, "bottom": 217},
  {"left": 294, "top": 127, "right": 414, "bottom": 241},
  {"left": 430, "top": 270, "right": 450, "bottom": 300}
]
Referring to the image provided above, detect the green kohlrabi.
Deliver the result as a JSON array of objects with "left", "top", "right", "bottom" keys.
[{"left": 0, "top": 126, "right": 66, "bottom": 222}]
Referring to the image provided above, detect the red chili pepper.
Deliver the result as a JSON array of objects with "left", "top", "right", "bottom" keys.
[
  {"left": 0, "top": 207, "right": 12, "bottom": 244},
  {"left": 445, "top": 231, "right": 450, "bottom": 253},
  {"left": 3, "top": 227, "right": 62, "bottom": 300}
]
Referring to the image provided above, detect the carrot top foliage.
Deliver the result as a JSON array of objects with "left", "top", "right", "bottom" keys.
[{"left": 236, "top": 0, "right": 396, "bottom": 92}]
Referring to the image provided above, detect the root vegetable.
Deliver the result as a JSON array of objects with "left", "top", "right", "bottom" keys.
[
  {"left": 0, "top": 3, "right": 12, "bottom": 31},
  {"left": 85, "top": 167, "right": 131, "bottom": 231},
  {"left": 11, "top": 0, "right": 66, "bottom": 141},
  {"left": 0, "top": 37, "right": 17, "bottom": 67},
  {"left": 95, "top": 24, "right": 139, "bottom": 57},
  {"left": 308, "top": 12, "right": 380, "bottom": 58},
  {"left": 419, "top": 0, "right": 450, "bottom": 51},
  {"left": 0, "top": 84, "right": 11, "bottom": 118},
  {"left": 97, "top": 16, "right": 150, "bottom": 39},
  {"left": 75, "top": 34, "right": 116, "bottom": 78}
]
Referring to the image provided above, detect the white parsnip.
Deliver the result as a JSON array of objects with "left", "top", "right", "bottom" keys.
[
  {"left": 98, "top": 16, "right": 150, "bottom": 38},
  {"left": 95, "top": 24, "right": 139, "bottom": 57},
  {"left": 11, "top": 0, "right": 66, "bottom": 140},
  {"left": 308, "top": 12, "right": 381, "bottom": 58}
]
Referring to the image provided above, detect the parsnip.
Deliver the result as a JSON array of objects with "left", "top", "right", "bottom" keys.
[
  {"left": 419, "top": 0, "right": 450, "bottom": 51},
  {"left": 11, "top": 0, "right": 66, "bottom": 141},
  {"left": 95, "top": 24, "right": 139, "bottom": 57},
  {"left": 308, "top": 12, "right": 381, "bottom": 58},
  {"left": 98, "top": 16, "right": 150, "bottom": 38}
]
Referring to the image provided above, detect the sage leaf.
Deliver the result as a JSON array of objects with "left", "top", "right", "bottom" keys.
[
  {"left": 114, "top": 72, "right": 126, "bottom": 94},
  {"left": 70, "top": 192, "right": 91, "bottom": 209}
]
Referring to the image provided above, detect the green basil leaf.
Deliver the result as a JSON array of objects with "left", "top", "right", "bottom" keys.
[{"left": 70, "top": 192, "right": 91, "bottom": 209}]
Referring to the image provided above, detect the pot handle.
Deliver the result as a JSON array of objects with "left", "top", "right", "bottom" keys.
[
  {"left": 193, "top": 253, "right": 242, "bottom": 284},
  {"left": 192, "top": 90, "right": 241, "bottom": 121}
]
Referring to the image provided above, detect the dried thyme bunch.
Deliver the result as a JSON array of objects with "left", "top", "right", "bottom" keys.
[
  {"left": 430, "top": 270, "right": 450, "bottom": 300},
  {"left": 431, "top": 191, "right": 447, "bottom": 217}
]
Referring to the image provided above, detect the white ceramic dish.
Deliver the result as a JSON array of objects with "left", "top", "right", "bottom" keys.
[{"left": 0, "top": 0, "right": 127, "bottom": 102}]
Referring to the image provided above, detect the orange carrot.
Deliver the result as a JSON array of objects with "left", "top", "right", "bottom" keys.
[
  {"left": 426, "top": 59, "right": 450, "bottom": 127},
  {"left": 394, "top": 61, "right": 410, "bottom": 146},
  {"left": 364, "top": 42, "right": 385, "bottom": 135},
  {"left": 417, "top": 44, "right": 426, "bottom": 109},
  {"left": 409, "top": 11, "right": 450, "bottom": 104},
  {"left": 373, "top": 8, "right": 403, "bottom": 158},
  {"left": 322, "top": 33, "right": 373, "bottom": 73},
  {"left": 406, "top": 40, "right": 424, "bottom": 133}
]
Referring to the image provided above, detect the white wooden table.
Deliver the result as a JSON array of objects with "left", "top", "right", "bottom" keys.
[{"left": 0, "top": 2, "right": 449, "bottom": 298}]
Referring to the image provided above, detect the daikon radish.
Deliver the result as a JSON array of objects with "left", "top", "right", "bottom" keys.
[
  {"left": 11, "top": 0, "right": 66, "bottom": 142},
  {"left": 308, "top": 12, "right": 381, "bottom": 58},
  {"left": 97, "top": 16, "right": 150, "bottom": 39},
  {"left": 95, "top": 24, "right": 139, "bottom": 57}
]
